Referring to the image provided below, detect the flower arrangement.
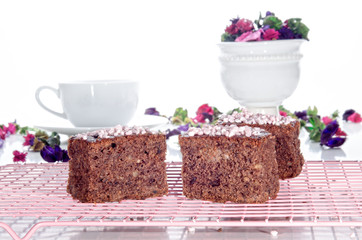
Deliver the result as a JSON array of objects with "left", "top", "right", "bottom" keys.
[
  {"left": 221, "top": 11, "right": 309, "bottom": 42},
  {"left": 145, "top": 104, "right": 221, "bottom": 139},
  {"left": 0, "top": 122, "right": 69, "bottom": 163},
  {"left": 280, "top": 107, "right": 361, "bottom": 148},
  {"left": 146, "top": 105, "right": 361, "bottom": 148},
  {"left": 1, "top": 104, "right": 360, "bottom": 163}
]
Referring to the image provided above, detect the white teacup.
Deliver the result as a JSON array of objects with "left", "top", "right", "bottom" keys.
[{"left": 35, "top": 80, "right": 139, "bottom": 127}]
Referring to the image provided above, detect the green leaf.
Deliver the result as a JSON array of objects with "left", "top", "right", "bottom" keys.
[
  {"left": 307, "top": 106, "right": 318, "bottom": 116},
  {"left": 38, "top": 132, "right": 60, "bottom": 148},
  {"left": 308, "top": 116, "right": 317, "bottom": 127},
  {"left": 287, "top": 18, "right": 309, "bottom": 40},
  {"left": 29, "top": 138, "right": 45, "bottom": 152},
  {"left": 212, "top": 107, "right": 222, "bottom": 123},
  {"left": 221, "top": 33, "right": 237, "bottom": 42},
  {"left": 35, "top": 130, "right": 49, "bottom": 139},
  {"left": 279, "top": 105, "right": 297, "bottom": 118},
  {"left": 263, "top": 16, "right": 283, "bottom": 30},
  {"left": 254, "top": 12, "right": 263, "bottom": 29},
  {"left": 331, "top": 110, "right": 339, "bottom": 119},
  {"left": 227, "top": 107, "right": 242, "bottom": 115},
  {"left": 171, "top": 108, "right": 190, "bottom": 125},
  {"left": 173, "top": 108, "right": 188, "bottom": 121},
  {"left": 48, "top": 132, "right": 61, "bottom": 146},
  {"left": 305, "top": 126, "right": 314, "bottom": 132},
  {"left": 46, "top": 137, "right": 60, "bottom": 148},
  {"left": 11, "top": 123, "right": 38, "bottom": 135},
  {"left": 300, "top": 120, "right": 306, "bottom": 128},
  {"left": 309, "top": 128, "right": 321, "bottom": 142}
]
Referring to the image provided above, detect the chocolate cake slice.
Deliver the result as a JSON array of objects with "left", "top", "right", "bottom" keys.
[
  {"left": 67, "top": 125, "right": 168, "bottom": 203},
  {"left": 219, "top": 110, "right": 304, "bottom": 179},
  {"left": 179, "top": 124, "right": 279, "bottom": 204}
]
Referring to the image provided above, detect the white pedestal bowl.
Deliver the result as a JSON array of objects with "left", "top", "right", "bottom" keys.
[{"left": 218, "top": 39, "right": 306, "bottom": 116}]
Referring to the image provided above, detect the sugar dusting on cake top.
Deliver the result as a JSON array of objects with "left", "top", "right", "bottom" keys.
[
  {"left": 74, "top": 125, "right": 157, "bottom": 141},
  {"left": 218, "top": 109, "right": 296, "bottom": 125},
  {"left": 184, "top": 124, "right": 269, "bottom": 138}
]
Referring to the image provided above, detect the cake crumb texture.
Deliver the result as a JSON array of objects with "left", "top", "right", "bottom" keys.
[
  {"left": 240, "top": 122, "right": 304, "bottom": 180},
  {"left": 219, "top": 110, "right": 304, "bottom": 180},
  {"left": 67, "top": 134, "right": 168, "bottom": 203},
  {"left": 179, "top": 134, "right": 279, "bottom": 204}
]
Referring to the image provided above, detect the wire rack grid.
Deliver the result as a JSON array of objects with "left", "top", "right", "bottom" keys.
[{"left": 0, "top": 160, "right": 362, "bottom": 240}]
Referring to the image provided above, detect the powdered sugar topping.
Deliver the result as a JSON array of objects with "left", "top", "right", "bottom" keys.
[
  {"left": 219, "top": 109, "right": 295, "bottom": 125},
  {"left": 74, "top": 125, "right": 157, "bottom": 141},
  {"left": 185, "top": 124, "right": 269, "bottom": 138}
]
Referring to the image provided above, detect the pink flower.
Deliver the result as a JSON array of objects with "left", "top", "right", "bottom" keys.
[
  {"left": 7, "top": 123, "right": 16, "bottom": 134},
  {"left": 336, "top": 128, "right": 347, "bottom": 137},
  {"left": 347, "top": 112, "right": 362, "bottom": 123},
  {"left": 235, "top": 18, "right": 254, "bottom": 32},
  {"left": 23, "top": 133, "right": 35, "bottom": 146},
  {"left": 13, "top": 150, "right": 27, "bottom": 162},
  {"left": 235, "top": 29, "right": 263, "bottom": 42},
  {"left": 192, "top": 104, "right": 214, "bottom": 123},
  {"left": 196, "top": 104, "right": 214, "bottom": 116},
  {"left": 279, "top": 111, "right": 287, "bottom": 117},
  {"left": 0, "top": 128, "right": 5, "bottom": 140},
  {"left": 192, "top": 114, "right": 205, "bottom": 124},
  {"left": 225, "top": 24, "right": 239, "bottom": 35},
  {"left": 0, "top": 123, "right": 16, "bottom": 137},
  {"left": 263, "top": 28, "right": 280, "bottom": 40},
  {"left": 322, "top": 116, "right": 333, "bottom": 125}
]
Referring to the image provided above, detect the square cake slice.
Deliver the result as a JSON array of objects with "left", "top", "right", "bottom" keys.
[
  {"left": 67, "top": 125, "right": 168, "bottom": 203},
  {"left": 219, "top": 110, "right": 304, "bottom": 180},
  {"left": 179, "top": 124, "right": 279, "bottom": 204}
]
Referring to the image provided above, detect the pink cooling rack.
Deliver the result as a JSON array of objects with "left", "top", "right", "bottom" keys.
[{"left": 1, "top": 160, "right": 362, "bottom": 240}]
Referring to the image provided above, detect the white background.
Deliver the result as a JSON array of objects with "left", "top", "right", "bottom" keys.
[{"left": 1, "top": 0, "right": 362, "bottom": 126}]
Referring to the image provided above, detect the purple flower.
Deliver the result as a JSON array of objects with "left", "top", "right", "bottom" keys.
[
  {"left": 262, "top": 25, "right": 270, "bottom": 31},
  {"left": 145, "top": 107, "right": 160, "bottom": 116},
  {"left": 40, "top": 145, "right": 70, "bottom": 162},
  {"left": 266, "top": 11, "right": 273, "bottom": 17},
  {"left": 295, "top": 110, "right": 308, "bottom": 121},
  {"left": 165, "top": 129, "right": 181, "bottom": 139},
  {"left": 325, "top": 137, "right": 346, "bottom": 148},
  {"left": 165, "top": 124, "right": 190, "bottom": 139},
  {"left": 202, "top": 113, "right": 213, "bottom": 122},
  {"left": 320, "top": 120, "right": 346, "bottom": 148},
  {"left": 0, "top": 138, "right": 4, "bottom": 148},
  {"left": 177, "top": 123, "right": 190, "bottom": 132},
  {"left": 342, "top": 109, "right": 355, "bottom": 121},
  {"left": 321, "top": 120, "right": 339, "bottom": 144},
  {"left": 230, "top": 17, "right": 240, "bottom": 25},
  {"left": 278, "top": 26, "right": 295, "bottom": 40}
]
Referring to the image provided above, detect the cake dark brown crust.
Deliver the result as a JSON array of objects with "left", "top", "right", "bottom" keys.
[
  {"left": 67, "top": 134, "right": 168, "bottom": 203},
  {"left": 236, "top": 121, "right": 304, "bottom": 180},
  {"left": 179, "top": 134, "right": 279, "bottom": 204}
]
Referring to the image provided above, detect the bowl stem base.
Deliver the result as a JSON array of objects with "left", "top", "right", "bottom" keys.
[{"left": 244, "top": 106, "right": 280, "bottom": 116}]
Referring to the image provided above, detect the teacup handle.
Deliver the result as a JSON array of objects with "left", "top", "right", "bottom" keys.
[{"left": 35, "top": 86, "right": 67, "bottom": 119}]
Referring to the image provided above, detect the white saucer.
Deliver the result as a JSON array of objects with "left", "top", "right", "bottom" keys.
[
  {"left": 35, "top": 115, "right": 169, "bottom": 136},
  {"left": 34, "top": 126, "right": 105, "bottom": 136}
]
